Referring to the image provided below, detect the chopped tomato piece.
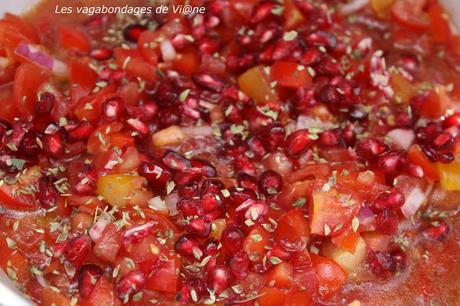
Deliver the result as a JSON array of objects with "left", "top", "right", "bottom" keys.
[
  {"left": 59, "top": 26, "right": 91, "bottom": 52},
  {"left": 271, "top": 61, "right": 312, "bottom": 88},
  {"left": 391, "top": 0, "right": 430, "bottom": 31},
  {"left": 275, "top": 209, "right": 310, "bottom": 249},
  {"left": 238, "top": 66, "right": 278, "bottom": 103},
  {"left": 436, "top": 160, "right": 460, "bottom": 191},
  {"left": 0, "top": 182, "right": 37, "bottom": 211},
  {"left": 285, "top": 290, "right": 313, "bottom": 306},
  {"left": 114, "top": 47, "right": 157, "bottom": 82},
  {"left": 311, "top": 254, "right": 347, "bottom": 299},
  {"left": 87, "top": 277, "right": 122, "bottom": 306},
  {"left": 428, "top": 3, "right": 451, "bottom": 44},
  {"left": 144, "top": 257, "right": 178, "bottom": 293},
  {"left": 257, "top": 287, "right": 286, "bottom": 306},
  {"left": 42, "top": 287, "right": 72, "bottom": 306},
  {"left": 407, "top": 145, "right": 439, "bottom": 181},
  {"left": 331, "top": 229, "right": 360, "bottom": 253},
  {"left": 13, "top": 63, "right": 49, "bottom": 117},
  {"left": 93, "top": 223, "right": 122, "bottom": 263},
  {"left": 371, "top": 0, "right": 395, "bottom": 18},
  {"left": 267, "top": 261, "right": 294, "bottom": 289},
  {"left": 96, "top": 174, "right": 153, "bottom": 207},
  {"left": 172, "top": 49, "right": 200, "bottom": 76}
]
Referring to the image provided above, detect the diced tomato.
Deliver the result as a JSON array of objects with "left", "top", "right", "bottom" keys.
[
  {"left": 361, "top": 231, "right": 391, "bottom": 252},
  {"left": 331, "top": 229, "right": 360, "bottom": 253},
  {"left": 13, "top": 63, "right": 49, "bottom": 117},
  {"left": 285, "top": 290, "right": 313, "bottom": 306},
  {"left": 87, "top": 277, "right": 122, "bottom": 306},
  {"left": 96, "top": 174, "right": 152, "bottom": 208},
  {"left": 172, "top": 49, "right": 200, "bottom": 76},
  {"left": 390, "top": 70, "right": 417, "bottom": 104},
  {"left": 271, "top": 61, "right": 312, "bottom": 88},
  {"left": 310, "top": 254, "right": 347, "bottom": 299},
  {"left": 420, "top": 87, "right": 450, "bottom": 119},
  {"left": 275, "top": 209, "right": 310, "bottom": 248},
  {"left": 0, "top": 96, "right": 20, "bottom": 122},
  {"left": 42, "top": 287, "right": 72, "bottom": 306},
  {"left": 310, "top": 187, "right": 360, "bottom": 236},
  {"left": 93, "top": 223, "right": 122, "bottom": 263},
  {"left": 428, "top": 3, "right": 451, "bottom": 44},
  {"left": 70, "top": 59, "right": 98, "bottom": 93},
  {"left": 114, "top": 47, "right": 157, "bottom": 82},
  {"left": 144, "top": 257, "right": 178, "bottom": 293},
  {"left": 277, "top": 180, "right": 313, "bottom": 209},
  {"left": 391, "top": 0, "right": 430, "bottom": 31},
  {"left": 267, "top": 261, "right": 294, "bottom": 289},
  {"left": 0, "top": 183, "right": 37, "bottom": 210},
  {"left": 86, "top": 123, "right": 131, "bottom": 154},
  {"left": 59, "top": 26, "right": 91, "bottom": 52},
  {"left": 371, "top": 0, "right": 395, "bottom": 18},
  {"left": 137, "top": 30, "right": 160, "bottom": 64},
  {"left": 257, "top": 287, "right": 286, "bottom": 306},
  {"left": 407, "top": 145, "right": 439, "bottom": 181},
  {"left": 436, "top": 160, "right": 460, "bottom": 191},
  {"left": 238, "top": 66, "right": 278, "bottom": 103},
  {"left": 284, "top": 0, "right": 306, "bottom": 30},
  {"left": 73, "top": 86, "right": 117, "bottom": 122},
  {"left": 287, "top": 163, "right": 331, "bottom": 184},
  {"left": 0, "top": 14, "right": 38, "bottom": 54},
  {"left": 243, "top": 225, "right": 271, "bottom": 261}
]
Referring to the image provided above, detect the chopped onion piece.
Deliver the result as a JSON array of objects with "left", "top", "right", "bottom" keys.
[
  {"left": 15, "top": 41, "right": 68, "bottom": 77},
  {"left": 161, "top": 39, "right": 176, "bottom": 62},
  {"left": 181, "top": 125, "right": 213, "bottom": 137},
  {"left": 89, "top": 214, "right": 111, "bottom": 242},
  {"left": 148, "top": 196, "right": 168, "bottom": 213},
  {"left": 386, "top": 129, "right": 415, "bottom": 150},
  {"left": 401, "top": 186, "right": 426, "bottom": 218},
  {"left": 165, "top": 192, "right": 179, "bottom": 216},
  {"left": 339, "top": 0, "right": 369, "bottom": 15}
]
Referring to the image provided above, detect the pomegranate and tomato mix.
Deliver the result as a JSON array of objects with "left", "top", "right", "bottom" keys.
[{"left": 0, "top": 0, "right": 459, "bottom": 305}]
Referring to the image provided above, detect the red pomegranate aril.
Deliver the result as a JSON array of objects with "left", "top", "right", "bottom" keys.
[
  {"left": 272, "top": 39, "right": 300, "bottom": 61},
  {"left": 175, "top": 235, "right": 203, "bottom": 260},
  {"left": 389, "top": 249, "right": 407, "bottom": 272},
  {"left": 221, "top": 226, "right": 244, "bottom": 254},
  {"left": 203, "top": 239, "right": 220, "bottom": 256},
  {"left": 238, "top": 173, "right": 259, "bottom": 192},
  {"left": 266, "top": 125, "right": 285, "bottom": 150},
  {"left": 247, "top": 136, "right": 267, "bottom": 157},
  {"left": 367, "top": 251, "right": 394, "bottom": 278},
  {"left": 43, "top": 131, "right": 64, "bottom": 158},
  {"left": 229, "top": 250, "right": 250, "bottom": 279},
  {"left": 372, "top": 189, "right": 405, "bottom": 212},
  {"left": 20, "top": 132, "right": 41, "bottom": 157},
  {"left": 193, "top": 74, "right": 224, "bottom": 92},
  {"left": 78, "top": 264, "right": 103, "bottom": 299},
  {"left": 207, "top": 266, "right": 231, "bottom": 294},
  {"left": 4, "top": 121, "right": 28, "bottom": 149},
  {"left": 424, "top": 221, "right": 449, "bottom": 241},
  {"left": 178, "top": 278, "right": 207, "bottom": 304},
  {"left": 38, "top": 180, "right": 57, "bottom": 208},
  {"left": 356, "top": 138, "right": 386, "bottom": 161},
  {"left": 162, "top": 151, "right": 191, "bottom": 171},
  {"left": 285, "top": 129, "right": 314, "bottom": 157},
  {"left": 67, "top": 121, "right": 94, "bottom": 141},
  {"left": 35, "top": 92, "right": 55, "bottom": 115},
  {"left": 185, "top": 217, "right": 212, "bottom": 238},
  {"left": 123, "top": 24, "right": 146, "bottom": 42},
  {"left": 139, "top": 162, "right": 171, "bottom": 188},
  {"left": 123, "top": 222, "right": 156, "bottom": 244},
  {"left": 421, "top": 145, "right": 438, "bottom": 162},
  {"left": 178, "top": 197, "right": 203, "bottom": 218},
  {"left": 233, "top": 155, "right": 257, "bottom": 176},
  {"left": 191, "top": 159, "right": 217, "bottom": 177},
  {"left": 126, "top": 118, "right": 149, "bottom": 135},
  {"left": 116, "top": 270, "right": 146, "bottom": 300},
  {"left": 90, "top": 47, "right": 113, "bottom": 60},
  {"left": 407, "top": 163, "right": 424, "bottom": 178},
  {"left": 375, "top": 209, "right": 399, "bottom": 235},
  {"left": 432, "top": 132, "right": 453, "bottom": 148},
  {"left": 259, "top": 170, "right": 283, "bottom": 195},
  {"left": 377, "top": 150, "right": 406, "bottom": 176},
  {"left": 443, "top": 113, "right": 460, "bottom": 128},
  {"left": 318, "top": 130, "right": 340, "bottom": 147},
  {"left": 437, "top": 151, "right": 454, "bottom": 163},
  {"left": 251, "top": 1, "right": 281, "bottom": 23},
  {"left": 305, "top": 30, "right": 337, "bottom": 49},
  {"left": 64, "top": 235, "right": 91, "bottom": 266},
  {"left": 227, "top": 187, "right": 257, "bottom": 206},
  {"left": 102, "top": 96, "right": 124, "bottom": 122}
]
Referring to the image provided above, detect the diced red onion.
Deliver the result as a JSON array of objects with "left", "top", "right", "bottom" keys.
[
  {"left": 358, "top": 206, "right": 376, "bottom": 227},
  {"left": 89, "top": 215, "right": 111, "bottom": 242},
  {"left": 161, "top": 39, "right": 176, "bottom": 62},
  {"left": 401, "top": 186, "right": 426, "bottom": 218},
  {"left": 148, "top": 196, "right": 168, "bottom": 213},
  {"left": 15, "top": 41, "right": 68, "bottom": 77},
  {"left": 339, "top": 0, "right": 369, "bottom": 15},
  {"left": 295, "top": 115, "right": 332, "bottom": 131},
  {"left": 386, "top": 129, "right": 415, "bottom": 150},
  {"left": 165, "top": 192, "right": 179, "bottom": 216}
]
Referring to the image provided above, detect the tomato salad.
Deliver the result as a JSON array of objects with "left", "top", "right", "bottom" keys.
[{"left": 0, "top": 0, "right": 459, "bottom": 305}]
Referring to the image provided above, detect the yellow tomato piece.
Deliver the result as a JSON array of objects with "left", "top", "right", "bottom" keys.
[
  {"left": 322, "top": 236, "right": 367, "bottom": 273},
  {"left": 97, "top": 174, "right": 152, "bottom": 207},
  {"left": 436, "top": 161, "right": 460, "bottom": 191},
  {"left": 371, "top": 0, "right": 395, "bottom": 18},
  {"left": 152, "top": 125, "right": 186, "bottom": 147},
  {"left": 238, "top": 66, "right": 277, "bottom": 103},
  {"left": 390, "top": 71, "right": 417, "bottom": 104}
]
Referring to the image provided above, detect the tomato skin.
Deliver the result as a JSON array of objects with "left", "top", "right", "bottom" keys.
[
  {"left": 310, "top": 254, "right": 347, "bottom": 299},
  {"left": 172, "top": 49, "right": 200, "bottom": 75},
  {"left": 271, "top": 61, "right": 312, "bottom": 88},
  {"left": 391, "top": 0, "right": 430, "bottom": 31},
  {"left": 114, "top": 47, "right": 157, "bottom": 82},
  {"left": 59, "top": 26, "right": 91, "bottom": 52},
  {"left": 144, "top": 257, "right": 178, "bottom": 293},
  {"left": 243, "top": 225, "right": 271, "bottom": 261},
  {"left": 137, "top": 30, "right": 160, "bottom": 64},
  {"left": 285, "top": 290, "right": 313, "bottom": 306},
  {"left": 275, "top": 209, "right": 310, "bottom": 249},
  {"left": 0, "top": 183, "right": 37, "bottom": 210},
  {"left": 428, "top": 3, "right": 451, "bottom": 44},
  {"left": 13, "top": 63, "right": 49, "bottom": 117},
  {"left": 70, "top": 59, "right": 98, "bottom": 93},
  {"left": 257, "top": 287, "right": 286, "bottom": 306}
]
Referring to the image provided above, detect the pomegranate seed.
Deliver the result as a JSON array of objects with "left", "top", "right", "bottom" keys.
[
  {"left": 102, "top": 96, "right": 124, "bottom": 122},
  {"left": 265, "top": 125, "right": 285, "bottom": 150},
  {"left": 356, "top": 138, "right": 386, "bottom": 161},
  {"left": 247, "top": 136, "right": 267, "bottom": 157},
  {"left": 432, "top": 132, "right": 453, "bottom": 148},
  {"left": 227, "top": 187, "right": 257, "bottom": 206},
  {"left": 318, "top": 130, "right": 340, "bottom": 147},
  {"left": 178, "top": 278, "right": 207, "bottom": 304},
  {"left": 372, "top": 189, "right": 405, "bottom": 212},
  {"left": 126, "top": 118, "right": 149, "bottom": 135},
  {"left": 35, "top": 92, "right": 55, "bottom": 115},
  {"left": 78, "top": 264, "right": 102, "bottom": 299},
  {"left": 304, "top": 31, "right": 337, "bottom": 49},
  {"left": 443, "top": 113, "right": 460, "bottom": 128},
  {"left": 20, "top": 132, "right": 41, "bottom": 157},
  {"left": 175, "top": 235, "right": 203, "bottom": 260},
  {"left": 185, "top": 217, "right": 212, "bottom": 238},
  {"left": 367, "top": 251, "right": 394, "bottom": 278},
  {"left": 377, "top": 150, "right": 406, "bottom": 176},
  {"left": 4, "top": 121, "right": 28, "bottom": 149},
  {"left": 123, "top": 24, "right": 146, "bottom": 42},
  {"left": 238, "top": 173, "right": 259, "bottom": 192},
  {"left": 221, "top": 226, "right": 244, "bottom": 254},
  {"left": 158, "top": 106, "right": 182, "bottom": 127},
  {"left": 424, "top": 221, "right": 449, "bottom": 241},
  {"left": 177, "top": 197, "right": 203, "bottom": 218},
  {"left": 116, "top": 270, "right": 146, "bottom": 300},
  {"left": 233, "top": 155, "right": 257, "bottom": 176},
  {"left": 64, "top": 235, "right": 91, "bottom": 266},
  {"left": 90, "top": 47, "right": 113, "bottom": 60},
  {"left": 302, "top": 48, "right": 322, "bottom": 66},
  {"left": 229, "top": 250, "right": 250, "bottom": 279},
  {"left": 437, "top": 151, "right": 454, "bottom": 163},
  {"left": 342, "top": 123, "right": 356, "bottom": 146},
  {"left": 259, "top": 170, "right": 283, "bottom": 195},
  {"left": 285, "top": 129, "right": 314, "bottom": 157},
  {"left": 43, "top": 131, "right": 64, "bottom": 158},
  {"left": 207, "top": 266, "right": 231, "bottom": 294},
  {"left": 162, "top": 151, "right": 191, "bottom": 171},
  {"left": 407, "top": 163, "right": 424, "bottom": 178},
  {"left": 139, "top": 162, "right": 171, "bottom": 189},
  {"left": 203, "top": 239, "right": 220, "bottom": 256},
  {"left": 193, "top": 74, "right": 224, "bottom": 92},
  {"left": 375, "top": 209, "right": 399, "bottom": 235},
  {"left": 72, "top": 167, "right": 97, "bottom": 195},
  {"left": 67, "top": 121, "right": 93, "bottom": 141},
  {"left": 250, "top": 1, "right": 281, "bottom": 23},
  {"left": 38, "top": 180, "right": 57, "bottom": 208},
  {"left": 123, "top": 222, "right": 156, "bottom": 244}
]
